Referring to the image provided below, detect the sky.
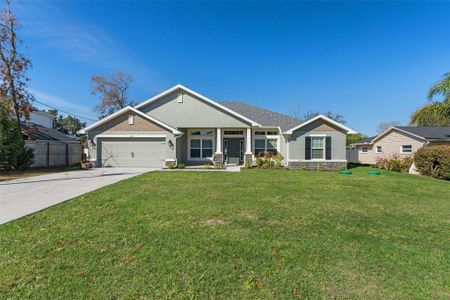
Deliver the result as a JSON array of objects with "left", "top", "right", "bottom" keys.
[{"left": 11, "top": 1, "right": 450, "bottom": 135}]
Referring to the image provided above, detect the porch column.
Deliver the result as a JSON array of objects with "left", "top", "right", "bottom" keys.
[
  {"left": 216, "top": 128, "right": 222, "bottom": 154},
  {"left": 214, "top": 128, "right": 224, "bottom": 168},
  {"left": 244, "top": 128, "right": 253, "bottom": 166},
  {"left": 245, "top": 128, "right": 252, "bottom": 154}
]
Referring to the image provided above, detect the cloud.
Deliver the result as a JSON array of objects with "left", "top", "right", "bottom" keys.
[
  {"left": 14, "top": 1, "right": 163, "bottom": 90},
  {"left": 30, "top": 88, "right": 97, "bottom": 122}
]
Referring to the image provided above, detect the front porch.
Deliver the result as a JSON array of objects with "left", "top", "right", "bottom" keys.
[
  {"left": 175, "top": 128, "right": 252, "bottom": 167},
  {"left": 175, "top": 128, "right": 281, "bottom": 167}
]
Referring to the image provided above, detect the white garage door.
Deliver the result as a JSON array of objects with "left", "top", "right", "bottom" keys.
[{"left": 100, "top": 138, "right": 166, "bottom": 167}]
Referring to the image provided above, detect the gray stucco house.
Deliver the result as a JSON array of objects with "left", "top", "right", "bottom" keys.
[{"left": 79, "top": 84, "right": 356, "bottom": 169}]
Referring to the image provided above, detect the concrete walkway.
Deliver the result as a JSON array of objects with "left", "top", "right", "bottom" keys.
[{"left": 0, "top": 168, "right": 155, "bottom": 225}]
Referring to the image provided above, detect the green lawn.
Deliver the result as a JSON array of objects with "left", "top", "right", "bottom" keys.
[{"left": 1, "top": 167, "right": 449, "bottom": 299}]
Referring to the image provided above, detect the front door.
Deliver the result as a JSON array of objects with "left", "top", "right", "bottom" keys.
[{"left": 224, "top": 138, "right": 243, "bottom": 164}]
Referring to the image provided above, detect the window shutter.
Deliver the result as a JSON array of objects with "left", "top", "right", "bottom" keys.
[
  {"left": 326, "top": 136, "right": 332, "bottom": 160},
  {"left": 305, "top": 137, "right": 311, "bottom": 160}
]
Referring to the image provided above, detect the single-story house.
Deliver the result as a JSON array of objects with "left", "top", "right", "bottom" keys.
[
  {"left": 79, "top": 85, "right": 356, "bottom": 169},
  {"left": 347, "top": 126, "right": 450, "bottom": 165}
]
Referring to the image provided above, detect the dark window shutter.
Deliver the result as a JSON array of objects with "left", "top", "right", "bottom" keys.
[
  {"left": 305, "top": 137, "right": 311, "bottom": 160},
  {"left": 326, "top": 136, "right": 332, "bottom": 160}
]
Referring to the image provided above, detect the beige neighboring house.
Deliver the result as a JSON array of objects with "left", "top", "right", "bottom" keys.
[{"left": 347, "top": 126, "right": 450, "bottom": 165}]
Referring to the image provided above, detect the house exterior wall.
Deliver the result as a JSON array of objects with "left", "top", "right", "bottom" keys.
[
  {"left": 138, "top": 90, "right": 251, "bottom": 128},
  {"left": 348, "top": 129, "right": 426, "bottom": 165},
  {"left": 28, "top": 111, "right": 54, "bottom": 128},
  {"left": 287, "top": 119, "right": 347, "bottom": 170},
  {"left": 86, "top": 112, "right": 175, "bottom": 165}
]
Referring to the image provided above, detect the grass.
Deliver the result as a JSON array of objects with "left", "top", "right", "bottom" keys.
[
  {"left": 0, "top": 164, "right": 81, "bottom": 182},
  {"left": 0, "top": 167, "right": 449, "bottom": 299}
]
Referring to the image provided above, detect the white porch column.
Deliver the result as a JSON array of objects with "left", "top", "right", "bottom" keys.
[
  {"left": 216, "top": 128, "right": 222, "bottom": 154},
  {"left": 245, "top": 128, "right": 252, "bottom": 154}
]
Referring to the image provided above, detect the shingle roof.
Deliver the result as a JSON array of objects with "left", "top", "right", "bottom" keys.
[
  {"left": 220, "top": 101, "right": 302, "bottom": 131},
  {"left": 22, "top": 123, "right": 78, "bottom": 142},
  {"left": 352, "top": 136, "right": 377, "bottom": 145},
  {"left": 395, "top": 126, "right": 450, "bottom": 141}
]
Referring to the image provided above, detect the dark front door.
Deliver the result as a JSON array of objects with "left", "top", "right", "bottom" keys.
[{"left": 224, "top": 138, "right": 243, "bottom": 164}]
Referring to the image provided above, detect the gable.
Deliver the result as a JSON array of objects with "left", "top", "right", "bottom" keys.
[
  {"left": 92, "top": 111, "right": 166, "bottom": 134},
  {"left": 374, "top": 129, "right": 425, "bottom": 145},
  {"left": 292, "top": 118, "right": 348, "bottom": 134},
  {"left": 138, "top": 89, "right": 252, "bottom": 128}
]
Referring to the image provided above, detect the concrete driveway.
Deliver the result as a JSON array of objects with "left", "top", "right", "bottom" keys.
[{"left": 0, "top": 168, "right": 155, "bottom": 225}]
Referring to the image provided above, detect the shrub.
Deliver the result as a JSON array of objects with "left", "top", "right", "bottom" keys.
[
  {"left": 204, "top": 164, "right": 211, "bottom": 169},
  {"left": 167, "top": 162, "right": 176, "bottom": 169},
  {"left": 177, "top": 163, "right": 185, "bottom": 169},
  {"left": 376, "top": 154, "right": 412, "bottom": 172},
  {"left": 254, "top": 152, "right": 284, "bottom": 169},
  {"left": 244, "top": 160, "right": 252, "bottom": 169},
  {"left": 414, "top": 146, "right": 450, "bottom": 180},
  {"left": 0, "top": 102, "right": 34, "bottom": 171}
]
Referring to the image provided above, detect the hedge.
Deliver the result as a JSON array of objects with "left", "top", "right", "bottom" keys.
[{"left": 414, "top": 145, "right": 450, "bottom": 180}]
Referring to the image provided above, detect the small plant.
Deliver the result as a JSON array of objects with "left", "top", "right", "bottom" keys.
[
  {"left": 177, "top": 163, "right": 185, "bottom": 169},
  {"left": 204, "top": 164, "right": 212, "bottom": 169},
  {"left": 215, "top": 163, "right": 222, "bottom": 169},
  {"left": 167, "top": 162, "right": 176, "bottom": 169},
  {"left": 317, "top": 164, "right": 325, "bottom": 171},
  {"left": 376, "top": 154, "right": 412, "bottom": 172},
  {"left": 244, "top": 160, "right": 252, "bottom": 169}
]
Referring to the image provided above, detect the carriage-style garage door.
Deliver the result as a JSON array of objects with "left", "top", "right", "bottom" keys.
[{"left": 99, "top": 138, "right": 166, "bottom": 167}]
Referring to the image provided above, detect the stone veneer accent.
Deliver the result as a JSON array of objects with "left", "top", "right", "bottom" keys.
[
  {"left": 214, "top": 153, "right": 224, "bottom": 168},
  {"left": 244, "top": 153, "right": 253, "bottom": 166},
  {"left": 288, "top": 161, "right": 347, "bottom": 171}
]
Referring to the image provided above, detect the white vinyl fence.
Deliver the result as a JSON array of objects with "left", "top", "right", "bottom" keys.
[{"left": 25, "top": 140, "right": 82, "bottom": 167}]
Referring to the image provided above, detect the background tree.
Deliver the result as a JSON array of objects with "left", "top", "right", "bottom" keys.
[
  {"left": 0, "top": 0, "right": 34, "bottom": 129},
  {"left": 302, "top": 110, "right": 346, "bottom": 124},
  {"left": 377, "top": 121, "right": 400, "bottom": 134},
  {"left": 289, "top": 103, "right": 302, "bottom": 120},
  {"left": 410, "top": 72, "right": 450, "bottom": 126},
  {"left": 47, "top": 109, "right": 86, "bottom": 136},
  {"left": 346, "top": 133, "right": 368, "bottom": 146},
  {"left": 90, "top": 72, "right": 133, "bottom": 118}
]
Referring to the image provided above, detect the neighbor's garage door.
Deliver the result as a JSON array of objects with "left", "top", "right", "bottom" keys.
[{"left": 100, "top": 138, "right": 166, "bottom": 167}]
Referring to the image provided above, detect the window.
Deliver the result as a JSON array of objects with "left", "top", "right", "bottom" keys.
[
  {"left": 191, "top": 130, "right": 213, "bottom": 136},
  {"left": 190, "top": 139, "right": 213, "bottom": 158},
  {"left": 401, "top": 145, "right": 412, "bottom": 154},
  {"left": 311, "top": 137, "right": 325, "bottom": 159},
  {"left": 376, "top": 146, "right": 382, "bottom": 153},
  {"left": 224, "top": 130, "right": 243, "bottom": 135},
  {"left": 128, "top": 115, "right": 134, "bottom": 125},
  {"left": 189, "top": 130, "right": 213, "bottom": 159},
  {"left": 361, "top": 146, "right": 368, "bottom": 153},
  {"left": 254, "top": 138, "right": 278, "bottom": 156},
  {"left": 255, "top": 130, "right": 278, "bottom": 135},
  {"left": 255, "top": 139, "right": 265, "bottom": 156}
]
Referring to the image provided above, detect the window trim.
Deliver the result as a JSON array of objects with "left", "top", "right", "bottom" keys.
[
  {"left": 361, "top": 146, "right": 369, "bottom": 153},
  {"left": 375, "top": 146, "right": 382, "bottom": 153},
  {"left": 400, "top": 145, "right": 412, "bottom": 154},
  {"left": 127, "top": 115, "right": 134, "bottom": 125},
  {"left": 253, "top": 137, "right": 279, "bottom": 156},
  {"left": 187, "top": 129, "right": 215, "bottom": 160},
  {"left": 310, "top": 136, "right": 326, "bottom": 161}
]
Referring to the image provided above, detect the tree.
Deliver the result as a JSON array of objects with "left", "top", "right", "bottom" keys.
[
  {"left": 47, "top": 109, "right": 86, "bottom": 136},
  {"left": 289, "top": 103, "right": 302, "bottom": 120},
  {"left": 302, "top": 110, "right": 346, "bottom": 124},
  {"left": 346, "top": 133, "right": 368, "bottom": 146},
  {"left": 0, "top": 100, "right": 33, "bottom": 170},
  {"left": 410, "top": 72, "right": 450, "bottom": 126},
  {"left": 90, "top": 72, "right": 133, "bottom": 117},
  {"left": 0, "top": 0, "right": 34, "bottom": 129},
  {"left": 377, "top": 121, "right": 400, "bottom": 134}
]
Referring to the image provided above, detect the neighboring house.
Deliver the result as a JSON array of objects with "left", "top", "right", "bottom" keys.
[
  {"left": 22, "top": 110, "right": 82, "bottom": 167},
  {"left": 79, "top": 85, "right": 356, "bottom": 169},
  {"left": 347, "top": 126, "right": 450, "bottom": 165}
]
